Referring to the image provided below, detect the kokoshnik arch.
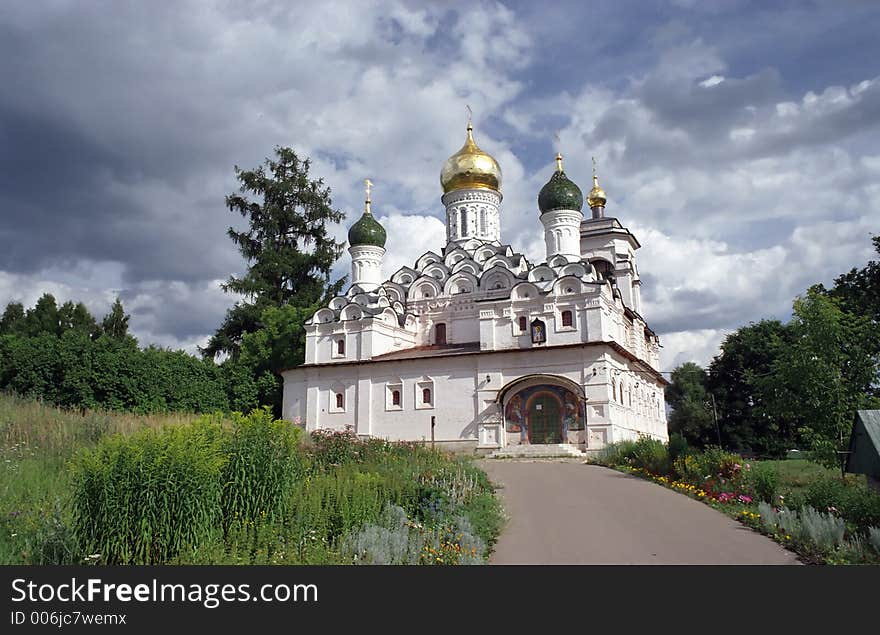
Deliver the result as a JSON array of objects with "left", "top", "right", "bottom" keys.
[{"left": 281, "top": 122, "right": 669, "bottom": 453}]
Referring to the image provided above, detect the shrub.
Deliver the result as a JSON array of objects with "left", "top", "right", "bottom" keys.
[
  {"left": 800, "top": 506, "right": 846, "bottom": 552},
  {"left": 593, "top": 440, "right": 638, "bottom": 467},
  {"left": 673, "top": 446, "right": 747, "bottom": 491},
  {"left": 339, "top": 505, "right": 423, "bottom": 565},
  {"left": 757, "top": 502, "right": 778, "bottom": 533},
  {"left": 18, "top": 498, "right": 78, "bottom": 565},
  {"left": 222, "top": 408, "right": 304, "bottom": 530},
  {"left": 307, "top": 428, "right": 362, "bottom": 468},
  {"left": 804, "top": 478, "right": 880, "bottom": 531},
  {"left": 70, "top": 420, "right": 226, "bottom": 564},
  {"left": 776, "top": 508, "right": 803, "bottom": 539},
  {"left": 339, "top": 504, "right": 485, "bottom": 565},
  {"left": 667, "top": 433, "right": 688, "bottom": 464},
  {"left": 629, "top": 437, "right": 670, "bottom": 475},
  {"left": 746, "top": 463, "right": 779, "bottom": 503}
]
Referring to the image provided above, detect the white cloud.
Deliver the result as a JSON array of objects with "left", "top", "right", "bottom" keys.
[
  {"left": 2, "top": 1, "right": 878, "bottom": 373},
  {"left": 699, "top": 74, "right": 725, "bottom": 87}
]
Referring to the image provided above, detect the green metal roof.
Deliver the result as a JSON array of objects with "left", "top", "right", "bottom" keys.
[
  {"left": 845, "top": 410, "right": 880, "bottom": 478},
  {"left": 348, "top": 211, "right": 386, "bottom": 247},
  {"left": 538, "top": 169, "right": 583, "bottom": 214}
]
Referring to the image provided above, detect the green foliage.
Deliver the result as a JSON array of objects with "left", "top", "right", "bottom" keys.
[
  {"left": 0, "top": 301, "right": 26, "bottom": 335},
  {"left": 204, "top": 147, "right": 347, "bottom": 362},
  {"left": 222, "top": 408, "right": 304, "bottom": 530},
  {"left": 822, "top": 235, "right": 880, "bottom": 339},
  {"left": 665, "top": 362, "right": 717, "bottom": 448},
  {"left": 0, "top": 296, "right": 229, "bottom": 415},
  {"left": 628, "top": 436, "right": 670, "bottom": 475},
  {"left": 800, "top": 506, "right": 846, "bottom": 551},
  {"left": 70, "top": 420, "right": 227, "bottom": 564},
  {"left": 754, "top": 288, "right": 879, "bottom": 472},
  {"left": 101, "top": 297, "right": 130, "bottom": 340},
  {"left": 339, "top": 504, "right": 486, "bottom": 565},
  {"left": 744, "top": 463, "right": 778, "bottom": 503},
  {"left": 593, "top": 440, "right": 638, "bottom": 466},
  {"left": 224, "top": 304, "right": 318, "bottom": 414},
  {"left": 673, "top": 446, "right": 746, "bottom": 487},
  {"left": 707, "top": 319, "right": 795, "bottom": 456},
  {"left": 591, "top": 437, "right": 670, "bottom": 475},
  {"left": 307, "top": 428, "right": 362, "bottom": 468},
  {"left": 4, "top": 395, "right": 503, "bottom": 565},
  {"left": 667, "top": 432, "right": 689, "bottom": 464},
  {"left": 802, "top": 477, "right": 880, "bottom": 530}
]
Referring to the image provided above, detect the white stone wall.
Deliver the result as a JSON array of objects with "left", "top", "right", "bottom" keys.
[{"left": 282, "top": 343, "right": 667, "bottom": 450}]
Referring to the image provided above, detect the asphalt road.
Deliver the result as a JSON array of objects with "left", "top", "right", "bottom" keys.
[{"left": 479, "top": 460, "right": 800, "bottom": 565}]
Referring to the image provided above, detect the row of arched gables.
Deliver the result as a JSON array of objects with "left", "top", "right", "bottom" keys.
[{"left": 309, "top": 239, "right": 616, "bottom": 326}]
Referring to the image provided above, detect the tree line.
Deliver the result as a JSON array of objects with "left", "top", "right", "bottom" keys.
[
  {"left": 666, "top": 236, "right": 880, "bottom": 470},
  {"left": 0, "top": 147, "right": 345, "bottom": 416}
]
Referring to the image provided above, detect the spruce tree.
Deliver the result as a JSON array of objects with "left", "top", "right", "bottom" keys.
[{"left": 204, "top": 146, "right": 346, "bottom": 360}]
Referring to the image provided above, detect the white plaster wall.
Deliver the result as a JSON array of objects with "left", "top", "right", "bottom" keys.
[
  {"left": 281, "top": 343, "right": 668, "bottom": 449},
  {"left": 349, "top": 244, "right": 385, "bottom": 291}
]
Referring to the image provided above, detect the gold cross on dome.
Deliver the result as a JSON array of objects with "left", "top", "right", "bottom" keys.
[
  {"left": 364, "top": 178, "right": 373, "bottom": 202},
  {"left": 466, "top": 104, "right": 473, "bottom": 128}
]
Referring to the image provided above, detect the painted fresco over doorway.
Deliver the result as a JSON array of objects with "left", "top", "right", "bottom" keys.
[{"left": 504, "top": 383, "right": 584, "bottom": 443}]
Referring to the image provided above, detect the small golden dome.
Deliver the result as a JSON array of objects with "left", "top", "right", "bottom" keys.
[
  {"left": 440, "top": 124, "right": 502, "bottom": 194},
  {"left": 588, "top": 174, "right": 607, "bottom": 208}
]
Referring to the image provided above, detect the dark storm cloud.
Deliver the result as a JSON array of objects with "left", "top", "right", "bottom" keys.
[
  {"left": 0, "top": 3, "right": 256, "bottom": 284},
  {"left": 1, "top": 0, "right": 879, "bottom": 359}
]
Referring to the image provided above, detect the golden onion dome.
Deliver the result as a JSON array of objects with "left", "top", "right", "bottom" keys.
[
  {"left": 587, "top": 173, "right": 607, "bottom": 208},
  {"left": 440, "top": 123, "right": 502, "bottom": 194}
]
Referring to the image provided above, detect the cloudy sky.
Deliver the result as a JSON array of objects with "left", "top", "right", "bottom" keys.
[{"left": 1, "top": 0, "right": 878, "bottom": 369}]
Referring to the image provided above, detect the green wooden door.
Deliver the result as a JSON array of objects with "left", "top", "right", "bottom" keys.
[{"left": 528, "top": 394, "right": 562, "bottom": 444}]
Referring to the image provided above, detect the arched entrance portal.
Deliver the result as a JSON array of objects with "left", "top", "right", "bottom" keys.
[
  {"left": 500, "top": 376, "right": 586, "bottom": 445},
  {"left": 525, "top": 391, "right": 563, "bottom": 444}
]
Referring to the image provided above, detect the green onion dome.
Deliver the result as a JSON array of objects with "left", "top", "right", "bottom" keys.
[
  {"left": 538, "top": 155, "right": 583, "bottom": 214},
  {"left": 348, "top": 210, "right": 386, "bottom": 248}
]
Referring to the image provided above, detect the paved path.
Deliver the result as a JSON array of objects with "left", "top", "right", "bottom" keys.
[{"left": 479, "top": 460, "right": 800, "bottom": 564}]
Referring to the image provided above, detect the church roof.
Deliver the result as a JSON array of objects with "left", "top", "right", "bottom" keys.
[{"left": 306, "top": 237, "right": 610, "bottom": 328}]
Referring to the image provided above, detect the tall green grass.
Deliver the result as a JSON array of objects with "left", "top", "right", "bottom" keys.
[
  {"left": 71, "top": 420, "right": 227, "bottom": 564},
  {"left": 1, "top": 394, "right": 503, "bottom": 565}
]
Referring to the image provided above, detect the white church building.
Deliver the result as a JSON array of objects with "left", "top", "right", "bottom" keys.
[{"left": 281, "top": 123, "right": 668, "bottom": 453}]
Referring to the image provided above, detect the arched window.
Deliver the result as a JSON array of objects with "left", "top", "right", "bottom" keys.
[
  {"left": 392, "top": 390, "right": 401, "bottom": 406},
  {"left": 518, "top": 316, "right": 527, "bottom": 332},
  {"left": 335, "top": 393, "right": 344, "bottom": 409},
  {"left": 336, "top": 339, "right": 345, "bottom": 355},
  {"left": 459, "top": 209, "right": 468, "bottom": 237},
  {"left": 593, "top": 259, "right": 614, "bottom": 281},
  {"left": 479, "top": 208, "right": 487, "bottom": 235},
  {"left": 422, "top": 387, "right": 432, "bottom": 405},
  {"left": 435, "top": 323, "right": 447, "bottom": 345},
  {"left": 561, "top": 310, "right": 573, "bottom": 327}
]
